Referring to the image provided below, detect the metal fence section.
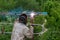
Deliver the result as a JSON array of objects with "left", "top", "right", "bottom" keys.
[
  {"left": 0, "top": 12, "right": 48, "bottom": 36},
  {"left": 0, "top": 21, "right": 48, "bottom": 36}
]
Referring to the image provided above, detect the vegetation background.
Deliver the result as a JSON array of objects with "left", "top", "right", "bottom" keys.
[{"left": 0, "top": 0, "right": 60, "bottom": 40}]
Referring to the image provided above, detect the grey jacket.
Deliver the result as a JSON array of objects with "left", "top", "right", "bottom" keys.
[{"left": 11, "top": 21, "right": 33, "bottom": 40}]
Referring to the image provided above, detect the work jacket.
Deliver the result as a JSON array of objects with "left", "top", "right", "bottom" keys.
[{"left": 11, "top": 21, "right": 33, "bottom": 40}]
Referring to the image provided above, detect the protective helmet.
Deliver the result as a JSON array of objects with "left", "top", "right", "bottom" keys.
[{"left": 19, "top": 14, "right": 27, "bottom": 25}]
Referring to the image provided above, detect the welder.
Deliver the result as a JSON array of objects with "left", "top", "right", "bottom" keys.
[{"left": 11, "top": 14, "right": 33, "bottom": 40}]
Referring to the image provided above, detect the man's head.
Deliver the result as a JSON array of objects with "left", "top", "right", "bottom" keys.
[{"left": 19, "top": 14, "right": 27, "bottom": 25}]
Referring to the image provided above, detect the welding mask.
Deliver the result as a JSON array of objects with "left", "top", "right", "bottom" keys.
[{"left": 19, "top": 14, "right": 27, "bottom": 25}]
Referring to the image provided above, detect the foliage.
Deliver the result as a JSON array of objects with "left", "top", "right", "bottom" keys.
[
  {"left": 0, "top": 0, "right": 39, "bottom": 11},
  {"left": 0, "top": 0, "right": 60, "bottom": 40}
]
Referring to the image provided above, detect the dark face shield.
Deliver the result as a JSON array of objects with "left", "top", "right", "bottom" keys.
[{"left": 19, "top": 14, "right": 27, "bottom": 25}]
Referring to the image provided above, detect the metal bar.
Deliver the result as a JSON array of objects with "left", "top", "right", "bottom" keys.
[
  {"left": 0, "top": 32, "right": 12, "bottom": 34},
  {"left": 31, "top": 24, "right": 41, "bottom": 26},
  {"left": 33, "top": 33, "right": 40, "bottom": 34},
  {"left": 0, "top": 23, "right": 42, "bottom": 26},
  {"left": 0, "top": 31, "right": 40, "bottom": 34},
  {"left": 0, "top": 23, "right": 13, "bottom": 24},
  {"left": 1, "top": 31, "right": 60, "bottom": 35},
  {"left": 4, "top": 32, "right": 12, "bottom": 34}
]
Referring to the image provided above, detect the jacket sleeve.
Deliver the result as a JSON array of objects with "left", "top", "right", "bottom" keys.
[
  {"left": 11, "top": 22, "right": 20, "bottom": 40},
  {"left": 23, "top": 26, "right": 33, "bottom": 38}
]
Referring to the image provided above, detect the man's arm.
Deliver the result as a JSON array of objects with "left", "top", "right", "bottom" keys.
[{"left": 23, "top": 26, "right": 33, "bottom": 38}]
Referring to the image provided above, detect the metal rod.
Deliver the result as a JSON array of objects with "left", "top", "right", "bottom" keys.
[
  {"left": 0, "top": 23, "right": 13, "bottom": 24},
  {"left": 0, "top": 31, "right": 41, "bottom": 34},
  {"left": 0, "top": 32, "right": 12, "bottom": 34},
  {"left": 0, "top": 23, "right": 42, "bottom": 26},
  {"left": 4, "top": 32, "right": 12, "bottom": 34},
  {"left": 31, "top": 24, "right": 41, "bottom": 26}
]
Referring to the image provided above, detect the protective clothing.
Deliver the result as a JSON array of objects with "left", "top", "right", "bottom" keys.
[{"left": 11, "top": 21, "right": 33, "bottom": 40}]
